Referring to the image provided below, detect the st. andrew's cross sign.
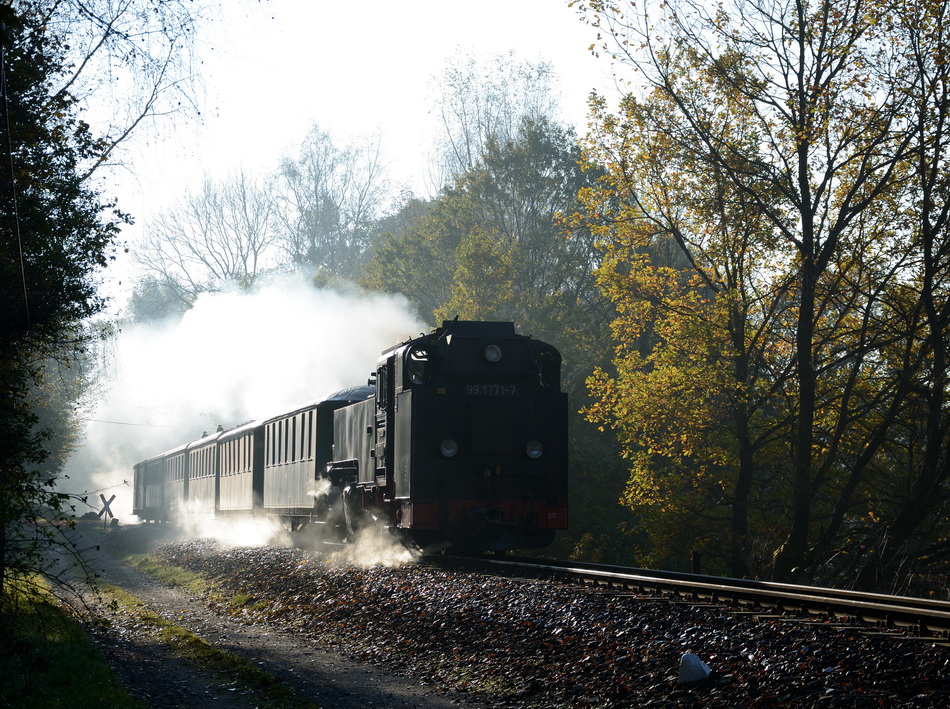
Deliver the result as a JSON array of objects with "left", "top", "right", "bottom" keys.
[{"left": 98, "top": 493, "right": 115, "bottom": 520}]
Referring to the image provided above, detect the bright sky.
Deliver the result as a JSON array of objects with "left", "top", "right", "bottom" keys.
[{"left": 116, "top": 0, "right": 620, "bottom": 227}]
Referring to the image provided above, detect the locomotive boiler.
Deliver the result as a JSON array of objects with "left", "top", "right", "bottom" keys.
[{"left": 132, "top": 320, "right": 569, "bottom": 552}]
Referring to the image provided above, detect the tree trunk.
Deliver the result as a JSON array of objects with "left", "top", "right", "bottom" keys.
[{"left": 773, "top": 251, "right": 818, "bottom": 583}]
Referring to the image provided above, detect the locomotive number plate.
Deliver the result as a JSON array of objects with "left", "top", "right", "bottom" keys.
[{"left": 465, "top": 383, "right": 518, "bottom": 397}]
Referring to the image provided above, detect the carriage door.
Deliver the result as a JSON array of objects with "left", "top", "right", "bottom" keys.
[{"left": 375, "top": 355, "right": 396, "bottom": 488}]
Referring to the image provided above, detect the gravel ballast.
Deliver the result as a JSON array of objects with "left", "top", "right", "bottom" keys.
[{"left": 150, "top": 537, "right": 950, "bottom": 708}]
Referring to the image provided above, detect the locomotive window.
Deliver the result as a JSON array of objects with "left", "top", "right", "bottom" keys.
[
  {"left": 536, "top": 348, "right": 561, "bottom": 387},
  {"left": 406, "top": 345, "right": 431, "bottom": 385},
  {"left": 376, "top": 364, "right": 388, "bottom": 407}
]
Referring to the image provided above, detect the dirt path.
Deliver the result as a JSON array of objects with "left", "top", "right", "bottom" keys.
[{"left": 75, "top": 524, "right": 485, "bottom": 709}]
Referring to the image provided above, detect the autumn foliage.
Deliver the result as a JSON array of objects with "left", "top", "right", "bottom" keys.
[{"left": 573, "top": 0, "right": 950, "bottom": 589}]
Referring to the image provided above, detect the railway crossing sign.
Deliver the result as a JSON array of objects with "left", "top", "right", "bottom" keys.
[{"left": 98, "top": 494, "right": 115, "bottom": 520}]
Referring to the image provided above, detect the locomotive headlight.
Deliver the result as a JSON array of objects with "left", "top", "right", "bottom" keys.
[
  {"left": 526, "top": 440, "right": 544, "bottom": 459},
  {"left": 440, "top": 438, "right": 459, "bottom": 458},
  {"left": 484, "top": 344, "right": 502, "bottom": 363}
]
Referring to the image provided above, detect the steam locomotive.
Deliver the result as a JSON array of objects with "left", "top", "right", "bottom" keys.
[{"left": 132, "top": 320, "right": 569, "bottom": 552}]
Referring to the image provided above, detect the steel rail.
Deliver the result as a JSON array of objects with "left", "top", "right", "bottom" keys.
[{"left": 444, "top": 554, "right": 950, "bottom": 635}]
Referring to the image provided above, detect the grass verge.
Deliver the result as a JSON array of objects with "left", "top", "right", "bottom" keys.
[
  {"left": 0, "top": 576, "right": 142, "bottom": 708},
  {"left": 99, "top": 582, "right": 321, "bottom": 709},
  {"left": 123, "top": 553, "right": 212, "bottom": 595}
]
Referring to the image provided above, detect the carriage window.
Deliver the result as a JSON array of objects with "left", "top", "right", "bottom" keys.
[
  {"left": 307, "top": 410, "right": 313, "bottom": 460},
  {"left": 283, "top": 420, "right": 290, "bottom": 463},
  {"left": 291, "top": 416, "right": 297, "bottom": 462}
]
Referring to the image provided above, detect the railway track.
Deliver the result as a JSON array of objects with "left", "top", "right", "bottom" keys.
[
  {"left": 443, "top": 553, "right": 950, "bottom": 641},
  {"left": 139, "top": 534, "right": 950, "bottom": 705}
]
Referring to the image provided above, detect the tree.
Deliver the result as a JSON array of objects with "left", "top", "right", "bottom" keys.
[
  {"left": 0, "top": 4, "right": 126, "bottom": 595},
  {"left": 574, "top": 48, "right": 829, "bottom": 576},
  {"left": 275, "top": 123, "right": 390, "bottom": 283},
  {"left": 362, "top": 189, "right": 476, "bottom": 323},
  {"left": 369, "top": 117, "right": 608, "bottom": 389},
  {"left": 362, "top": 189, "right": 436, "bottom": 318},
  {"left": 845, "top": 0, "right": 950, "bottom": 589},
  {"left": 426, "top": 51, "right": 562, "bottom": 190},
  {"left": 435, "top": 118, "right": 609, "bottom": 388},
  {"left": 35, "top": 0, "right": 203, "bottom": 180},
  {"left": 134, "top": 169, "right": 281, "bottom": 305},
  {"left": 575, "top": 0, "right": 920, "bottom": 582},
  {"left": 125, "top": 274, "right": 193, "bottom": 323}
]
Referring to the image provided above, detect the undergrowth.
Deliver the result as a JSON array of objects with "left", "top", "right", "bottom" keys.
[{"left": 0, "top": 576, "right": 140, "bottom": 708}]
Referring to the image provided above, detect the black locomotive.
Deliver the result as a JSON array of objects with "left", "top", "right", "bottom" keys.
[{"left": 132, "top": 320, "right": 569, "bottom": 551}]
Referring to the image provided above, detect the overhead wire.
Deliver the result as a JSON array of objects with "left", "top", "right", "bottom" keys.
[{"left": 82, "top": 418, "right": 176, "bottom": 428}]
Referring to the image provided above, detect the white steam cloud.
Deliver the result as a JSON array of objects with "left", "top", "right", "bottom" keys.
[{"left": 63, "top": 275, "right": 426, "bottom": 522}]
